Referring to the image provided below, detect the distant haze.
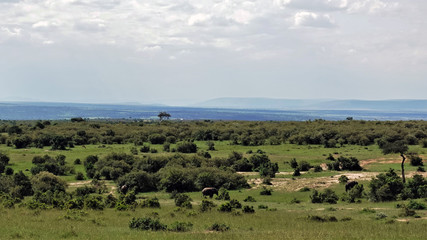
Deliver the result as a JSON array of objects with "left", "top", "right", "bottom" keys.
[{"left": 1, "top": 1, "right": 427, "bottom": 105}]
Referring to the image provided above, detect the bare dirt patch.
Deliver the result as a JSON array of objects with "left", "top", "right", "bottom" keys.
[
  {"left": 68, "top": 180, "right": 91, "bottom": 186},
  {"left": 246, "top": 171, "right": 427, "bottom": 192}
]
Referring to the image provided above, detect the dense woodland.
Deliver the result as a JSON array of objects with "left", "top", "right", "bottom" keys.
[{"left": 1, "top": 119, "right": 426, "bottom": 148}]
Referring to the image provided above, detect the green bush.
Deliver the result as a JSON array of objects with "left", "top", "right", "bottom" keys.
[
  {"left": 176, "top": 142, "right": 197, "bottom": 153},
  {"left": 141, "top": 197, "right": 160, "bottom": 208},
  {"left": 129, "top": 217, "right": 167, "bottom": 231},
  {"left": 208, "top": 223, "right": 230, "bottom": 232},
  {"left": 216, "top": 188, "right": 230, "bottom": 200},
  {"left": 200, "top": 200, "right": 216, "bottom": 212},
  {"left": 292, "top": 169, "right": 301, "bottom": 176},
  {"left": 310, "top": 189, "right": 338, "bottom": 204},
  {"left": 31, "top": 171, "right": 67, "bottom": 193},
  {"left": 260, "top": 186, "right": 272, "bottom": 195},
  {"left": 229, "top": 199, "right": 242, "bottom": 209},
  {"left": 84, "top": 195, "right": 105, "bottom": 210},
  {"left": 313, "top": 166, "right": 323, "bottom": 172},
  {"left": 173, "top": 193, "right": 192, "bottom": 208},
  {"left": 339, "top": 175, "right": 349, "bottom": 183},
  {"left": 307, "top": 215, "right": 338, "bottom": 222},
  {"left": 168, "top": 222, "right": 193, "bottom": 232},
  {"left": 75, "top": 172, "right": 85, "bottom": 180},
  {"left": 218, "top": 202, "right": 233, "bottom": 212},
  {"left": 407, "top": 200, "right": 426, "bottom": 210},
  {"left": 243, "top": 196, "right": 256, "bottom": 202},
  {"left": 242, "top": 205, "right": 255, "bottom": 213},
  {"left": 409, "top": 154, "right": 423, "bottom": 166},
  {"left": 140, "top": 145, "right": 150, "bottom": 153},
  {"left": 148, "top": 134, "right": 166, "bottom": 144},
  {"left": 369, "top": 169, "right": 404, "bottom": 202}
]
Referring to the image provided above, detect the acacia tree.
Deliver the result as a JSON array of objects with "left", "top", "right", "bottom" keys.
[
  {"left": 157, "top": 112, "right": 171, "bottom": 121},
  {"left": 380, "top": 140, "right": 409, "bottom": 183}
]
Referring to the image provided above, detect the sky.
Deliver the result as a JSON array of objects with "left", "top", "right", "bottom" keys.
[{"left": 1, "top": 0, "right": 426, "bottom": 105}]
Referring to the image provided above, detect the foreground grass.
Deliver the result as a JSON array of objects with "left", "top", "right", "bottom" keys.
[{"left": 1, "top": 196, "right": 426, "bottom": 240}]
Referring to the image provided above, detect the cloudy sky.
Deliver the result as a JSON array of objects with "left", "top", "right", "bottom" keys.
[{"left": 1, "top": 0, "right": 426, "bottom": 105}]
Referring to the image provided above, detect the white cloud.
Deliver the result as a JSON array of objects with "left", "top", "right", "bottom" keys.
[
  {"left": 293, "top": 11, "right": 335, "bottom": 28},
  {"left": 188, "top": 13, "right": 211, "bottom": 26},
  {"left": 285, "top": 0, "right": 348, "bottom": 11},
  {"left": 74, "top": 19, "right": 106, "bottom": 32}
]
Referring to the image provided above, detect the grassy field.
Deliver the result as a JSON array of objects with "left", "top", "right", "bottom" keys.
[{"left": 1, "top": 141, "right": 426, "bottom": 239}]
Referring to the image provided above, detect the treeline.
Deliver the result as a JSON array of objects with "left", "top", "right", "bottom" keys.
[{"left": 0, "top": 119, "right": 426, "bottom": 149}]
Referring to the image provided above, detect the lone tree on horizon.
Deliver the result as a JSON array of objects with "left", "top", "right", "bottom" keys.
[
  {"left": 379, "top": 140, "right": 409, "bottom": 183},
  {"left": 158, "top": 112, "right": 171, "bottom": 121}
]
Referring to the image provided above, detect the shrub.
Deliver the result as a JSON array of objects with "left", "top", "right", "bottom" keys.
[
  {"left": 229, "top": 199, "right": 242, "bottom": 209},
  {"left": 290, "top": 198, "right": 301, "bottom": 204},
  {"left": 375, "top": 212, "right": 388, "bottom": 220},
  {"left": 310, "top": 190, "right": 323, "bottom": 203},
  {"left": 399, "top": 205, "right": 416, "bottom": 217},
  {"left": 141, "top": 197, "right": 161, "bottom": 208},
  {"left": 216, "top": 188, "right": 230, "bottom": 200},
  {"left": 321, "top": 189, "right": 339, "bottom": 204},
  {"left": 299, "top": 187, "right": 310, "bottom": 192},
  {"left": 260, "top": 186, "right": 272, "bottom": 195},
  {"left": 174, "top": 193, "right": 192, "bottom": 209},
  {"left": 168, "top": 222, "right": 193, "bottom": 232},
  {"left": 409, "top": 154, "right": 423, "bottom": 166},
  {"left": 140, "top": 145, "right": 150, "bottom": 153},
  {"left": 290, "top": 158, "right": 298, "bottom": 169},
  {"left": 0, "top": 152, "right": 10, "bottom": 165},
  {"left": 314, "top": 166, "right": 323, "bottom": 172},
  {"left": 208, "top": 223, "right": 230, "bottom": 232},
  {"left": 369, "top": 169, "right": 404, "bottom": 202},
  {"left": 407, "top": 200, "right": 426, "bottom": 210},
  {"left": 74, "top": 159, "right": 81, "bottom": 165},
  {"left": 292, "top": 169, "right": 301, "bottom": 176},
  {"left": 130, "top": 147, "right": 138, "bottom": 155},
  {"left": 31, "top": 171, "right": 67, "bottom": 193},
  {"left": 75, "top": 186, "right": 96, "bottom": 197},
  {"left": 207, "top": 142, "right": 215, "bottom": 151},
  {"left": 5, "top": 167, "right": 14, "bottom": 175},
  {"left": 346, "top": 184, "right": 364, "bottom": 203},
  {"left": 243, "top": 196, "right": 256, "bottom": 202},
  {"left": 163, "top": 143, "right": 170, "bottom": 152},
  {"left": 242, "top": 205, "right": 255, "bottom": 213},
  {"left": 200, "top": 200, "right": 216, "bottom": 212},
  {"left": 75, "top": 172, "right": 85, "bottom": 180},
  {"left": 148, "top": 134, "right": 166, "bottom": 144},
  {"left": 129, "top": 217, "right": 167, "bottom": 231},
  {"left": 117, "top": 171, "right": 157, "bottom": 194},
  {"left": 104, "top": 194, "right": 117, "bottom": 208},
  {"left": 177, "top": 142, "right": 197, "bottom": 153},
  {"left": 258, "top": 204, "right": 268, "bottom": 209},
  {"left": 84, "top": 195, "right": 105, "bottom": 210},
  {"left": 339, "top": 175, "right": 349, "bottom": 183},
  {"left": 218, "top": 202, "right": 233, "bottom": 212},
  {"left": 307, "top": 215, "right": 338, "bottom": 222},
  {"left": 299, "top": 161, "right": 311, "bottom": 171},
  {"left": 310, "top": 189, "right": 338, "bottom": 204}
]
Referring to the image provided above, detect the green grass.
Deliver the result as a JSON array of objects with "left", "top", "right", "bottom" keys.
[{"left": 1, "top": 190, "right": 426, "bottom": 240}]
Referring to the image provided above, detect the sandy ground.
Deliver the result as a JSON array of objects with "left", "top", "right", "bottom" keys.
[{"left": 243, "top": 155, "right": 427, "bottom": 191}]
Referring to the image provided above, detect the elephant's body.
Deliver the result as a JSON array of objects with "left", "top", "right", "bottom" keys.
[{"left": 202, "top": 187, "right": 218, "bottom": 198}]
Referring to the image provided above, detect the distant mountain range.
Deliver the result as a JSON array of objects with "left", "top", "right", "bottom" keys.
[{"left": 195, "top": 98, "right": 427, "bottom": 111}]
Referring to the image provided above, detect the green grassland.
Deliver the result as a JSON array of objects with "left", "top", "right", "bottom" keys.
[{"left": 1, "top": 133, "right": 426, "bottom": 239}]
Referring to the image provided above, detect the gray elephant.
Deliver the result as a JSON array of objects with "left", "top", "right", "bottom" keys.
[{"left": 202, "top": 187, "right": 218, "bottom": 198}]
